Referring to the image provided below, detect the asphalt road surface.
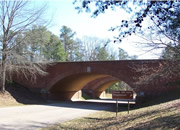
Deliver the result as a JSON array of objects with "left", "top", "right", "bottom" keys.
[{"left": 0, "top": 100, "right": 115, "bottom": 130}]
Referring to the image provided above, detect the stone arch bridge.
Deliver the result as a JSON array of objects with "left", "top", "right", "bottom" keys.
[{"left": 13, "top": 60, "right": 179, "bottom": 101}]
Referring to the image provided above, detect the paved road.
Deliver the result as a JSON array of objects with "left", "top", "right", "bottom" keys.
[{"left": 0, "top": 101, "right": 114, "bottom": 130}]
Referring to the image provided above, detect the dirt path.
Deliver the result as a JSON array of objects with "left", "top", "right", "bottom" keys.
[{"left": 0, "top": 101, "right": 113, "bottom": 130}]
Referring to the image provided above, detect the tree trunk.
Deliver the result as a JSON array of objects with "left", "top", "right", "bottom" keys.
[
  {"left": 0, "top": 41, "right": 7, "bottom": 93},
  {"left": 0, "top": 64, "right": 6, "bottom": 92}
]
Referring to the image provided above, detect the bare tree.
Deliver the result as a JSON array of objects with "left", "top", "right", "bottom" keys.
[
  {"left": 0, "top": 0, "right": 48, "bottom": 92},
  {"left": 132, "top": 16, "right": 180, "bottom": 84},
  {"left": 80, "top": 36, "right": 100, "bottom": 61},
  {"left": 80, "top": 36, "right": 111, "bottom": 61}
]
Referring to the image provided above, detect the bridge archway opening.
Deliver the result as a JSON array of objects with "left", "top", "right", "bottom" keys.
[
  {"left": 49, "top": 72, "right": 111, "bottom": 100},
  {"left": 100, "top": 81, "right": 136, "bottom": 99},
  {"left": 82, "top": 79, "right": 136, "bottom": 99},
  {"left": 49, "top": 71, "right": 136, "bottom": 100}
]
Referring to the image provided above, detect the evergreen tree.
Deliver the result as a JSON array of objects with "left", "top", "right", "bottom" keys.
[
  {"left": 60, "top": 26, "right": 76, "bottom": 61},
  {"left": 96, "top": 47, "right": 109, "bottom": 61}
]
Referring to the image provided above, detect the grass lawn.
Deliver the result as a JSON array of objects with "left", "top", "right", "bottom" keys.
[{"left": 43, "top": 98, "right": 180, "bottom": 130}]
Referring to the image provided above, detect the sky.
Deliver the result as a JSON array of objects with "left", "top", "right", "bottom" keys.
[{"left": 36, "top": 0, "right": 162, "bottom": 59}]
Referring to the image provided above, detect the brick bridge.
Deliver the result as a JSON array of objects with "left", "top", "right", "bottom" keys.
[{"left": 14, "top": 60, "right": 179, "bottom": 101}]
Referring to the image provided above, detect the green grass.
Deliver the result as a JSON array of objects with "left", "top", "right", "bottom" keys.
[{"left": 42, "top": 98, "right": 180, "bottom": 130}]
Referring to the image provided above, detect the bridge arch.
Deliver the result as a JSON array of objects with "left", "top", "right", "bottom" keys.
[
  {"left": 48, "top": 65, "right": 136, "bottom": 100},
  {"left": 82, "top": 76, "right": 136, "bottom": 99}
]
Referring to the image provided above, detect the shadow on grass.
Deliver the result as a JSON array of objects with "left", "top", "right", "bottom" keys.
[
  {"left": 135, "top": 88, "right": 180, "bottom": 109},
  {"left": 84, "top": 117, "right": 115, "bottom": 121},
  {"left": 127, "top": 114, "right": 180, "bottom": 130},
  {"left": 55, "top": 101, "right": 180, "bottom": 130},
  {"left": 83, "top": 113, "right": 180, "bottom": 130},
  {"left": 48, "top": 89, "right": 180, "bottom": 130},
  {"left": 5, "top": 82, "right": 47, "bottom": 105}
]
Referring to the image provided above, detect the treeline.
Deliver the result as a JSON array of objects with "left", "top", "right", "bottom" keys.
[{"left": 12, "top": 25, "right": 137, "bottom": 63}]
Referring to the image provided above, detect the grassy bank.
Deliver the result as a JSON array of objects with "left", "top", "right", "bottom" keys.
[
  {"left": 43, "top": 98, "right": 180, "bottom": 130},
  {"left": 0, "top": 83, "right": 46, "bottom": 107},
  {"left": 0, "top": 91, "right": 22, "bottom": 107}
]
